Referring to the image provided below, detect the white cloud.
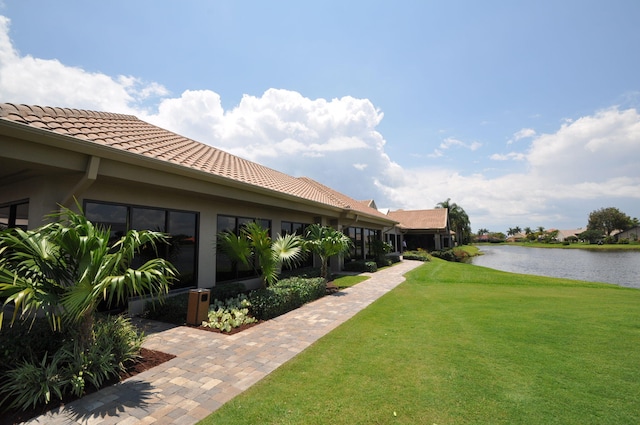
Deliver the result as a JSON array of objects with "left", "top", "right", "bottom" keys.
[
  {"left": 490, "top": 152, "right": 526, "bottom": 161},
  {"left": 439, "top": 137, "right": 482, "bottom": 151},
  {"left": 0, "top": 16, "right": 166, "bottom": 113},
  {"left": 377, "top": 107, "right": 640, "bottom": 229},
  {"left": 508, "top": 127, "right": 536, "bottom": 144},
  {"left": 353, "top": 163, "right": 368, "bottom": 170},
  {"left": 1, "top": 16, "right": 638, "bottom": 232}
]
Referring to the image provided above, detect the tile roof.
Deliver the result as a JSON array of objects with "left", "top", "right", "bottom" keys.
[
  {"left": 387, "top": 208, "right": 448, "bottom": 230},
  {"left": 0, "top": 103, "right": 392, "bottom": 222}
]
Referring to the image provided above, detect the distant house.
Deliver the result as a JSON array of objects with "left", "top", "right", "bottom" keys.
[
  {"left": 506, "top": 233, "right": 526, "bottom": 242},
  {"left": 556, "top": 229, "right": 584, "bottom": 242},
  {"left": 614, "top": 226, "right": 640, "bottom": 242},
  {"left": 385, "top": 209, "right": 452, "bottom": 251},
  {"left": 0, "top": 103, "right": 398, "bottom": 306}
]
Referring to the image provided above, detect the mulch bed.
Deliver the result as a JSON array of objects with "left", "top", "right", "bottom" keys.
[
  {"left": 186, "top": 320, "right": 263, "bottom": 335},
  {"left": 0, "top": 348, "right": 176, "bottom": 425}
]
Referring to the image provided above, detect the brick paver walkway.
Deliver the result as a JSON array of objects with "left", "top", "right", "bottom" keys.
[{"left": 26, "top": 260, "right": 423, "bottom": 425}]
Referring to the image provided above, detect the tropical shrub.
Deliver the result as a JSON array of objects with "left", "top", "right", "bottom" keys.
[
  {"left": 0, "top": 318, "right": 65, "bottom": 377},
  {"left": 0, "top": 350, "right": 69, "bottom": 411},
  {"left": 304, "top": 224, "right": 352, "bottom": 280},
  {"left": 402, "top": 250, "right": 430, "bottom": 262},
  {"left": 430, "top": 249, "right": 457, "bottom": 262},
  {"left": 387, "top": 254, "right": 402, "bottom": 264},
  {"left": 370, "top": 239, "right": 392, "bottom": 267},
  {"left": 0, "top": 314, "right": 143, "bottom": 412},
  {"left": 248, "top": 277, "right": 326, "bottom": 320},
  {"left": 211, "top": 282, "right": 247, "bottom": 300},
  {"left": 143, "top": 293, "right": 189, "bottom": 325},
  {"left": 344, "top": 260, "right": 378, "bottom": 273},
  {"left": 0, "top": 205, "right": 175, "bottom": 353},
  {"left": 217, "top": 222, "right": 305, "bottom": 287},
  {"left": 202, "top": 295, "right": 257, "bottom": 332}
]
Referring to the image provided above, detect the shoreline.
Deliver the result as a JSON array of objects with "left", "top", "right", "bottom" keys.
[{"left": 474, "top": 242, "right": 640, "bottom": 251}]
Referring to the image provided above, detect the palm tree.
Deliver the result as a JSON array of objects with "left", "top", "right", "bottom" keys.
[
  {"left": 0, "top": 206, "right": 176, "bottom": 352},
  {"left": 436, "top": 198, "right": 471, "bottom": 245},
  {"left": 304, "top": 224, "right": 353, "bottom": 280},
  {"left": 217, "top": 221, "right": 304, "bottom": 287}
]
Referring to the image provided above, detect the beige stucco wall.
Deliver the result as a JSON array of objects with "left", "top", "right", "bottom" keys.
[{"left": 1, "top": 128, "right": 394, "bottom": 296}]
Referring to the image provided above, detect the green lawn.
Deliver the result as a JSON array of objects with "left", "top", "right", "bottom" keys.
[
  {"left": 331, "top": 274, "right": 370, "bottom": 288},
  {"left": 199, "top": 260, "right": 640, "bottom": 425}
]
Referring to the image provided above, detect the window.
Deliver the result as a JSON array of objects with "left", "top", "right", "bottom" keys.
[
  {"left": 216, "top": 215, "right": 272, "bottom": 283},
  {"left": 0, "top": 200, "right": 29, "bottom": 230},
  {"left": 281, "top": 221, "right": 307, "bottom": 236},
  {"left": 345, "top": 226, "right": 380, "bottom": 260},
  {"left": 281, "top": 221, "right": 313, "bottom": 269},
  {"left": 85, "top": 201, "right": 198, "bottom": 289}
]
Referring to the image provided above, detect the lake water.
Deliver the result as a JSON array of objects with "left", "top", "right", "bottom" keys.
[{"left": 469, "top": 245, "right": 640, "bottom": 289}]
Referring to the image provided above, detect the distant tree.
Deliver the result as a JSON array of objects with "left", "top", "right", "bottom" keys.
[
  {"left": 587, "top": 207, "right": 633, "bottom": 237},
  {"left": 541, "top": 229, "right": 559, "bottom": 243},
  {"left": 436, "top": 199, "right": 471, "bottom": 245},
  {"left": 579, "top": 229, "right": 604, "bottom": 244},
  {"left": 489, "top": 232, "right": 506, "bottom": 243},
  {"left": 507, "top": 227, "right": 522, "bottom": 237},
  {"left": 524, "top": 227, "right": 532, "bottom": 235},
  {"left": 476, "top": 228, "right": 489, "bottom": 235}
]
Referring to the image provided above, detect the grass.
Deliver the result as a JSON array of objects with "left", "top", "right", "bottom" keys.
[
  {"left": 455, "top": 245, "right": 481, "bottom": 256},
  {"left": 331, "top": 274, "right": 370, "bottom": 288},
  {"left": 198, "top": 260, "right": 640, "bottom": 425}
]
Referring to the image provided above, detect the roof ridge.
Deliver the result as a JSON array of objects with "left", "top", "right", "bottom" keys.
[
  {"left": 0, "top": 103, "right": 395, "bottom": 224},
  {"left": 0, "top": 103, "right": 138, "bottom": 121}
]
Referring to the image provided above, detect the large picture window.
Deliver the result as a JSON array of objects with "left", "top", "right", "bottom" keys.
[
  {"left": 216, "top": 215, "right": 271, "bottom": 283},
  {"left": 345, "top": 226, "right": 381, "bottom": 260},
  {"left": 281, "top": 221, "right": 313, "bottom": 269},
  {"left": 85, "top": 201, "right": 198, "bottom": 289},
  {"left": 0, "top": 200, "right": 29, "bottom": 231}
]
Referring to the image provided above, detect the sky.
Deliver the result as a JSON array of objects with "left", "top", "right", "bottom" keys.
[{"left": 1, "top": 0, "right": 639, "bottom": 233}]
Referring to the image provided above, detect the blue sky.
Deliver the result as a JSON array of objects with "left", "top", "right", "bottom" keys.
[{"left": 1, "top": 0, "right": 639, "bottom": 232}]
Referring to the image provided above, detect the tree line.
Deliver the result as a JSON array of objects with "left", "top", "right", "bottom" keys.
[{"left": 476, "top": 207, "right": 638, "bottom": 244}]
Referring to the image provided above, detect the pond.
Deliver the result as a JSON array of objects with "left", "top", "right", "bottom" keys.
[{"left": 469, "top": 245, "right": 640, "bottom": 289}]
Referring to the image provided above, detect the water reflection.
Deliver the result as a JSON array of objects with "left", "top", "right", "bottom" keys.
[{"left": 470, "top": 245, "right": 640, "bottom": 289}]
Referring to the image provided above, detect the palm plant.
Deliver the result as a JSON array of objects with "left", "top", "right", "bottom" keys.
[
  {"left": 216, "top": 221, "right": 304, "bottom": 287},
  {"left": 0, "top": 206, "right": 176, "bottom": 352},
  {"left": 304, "top": 224, "right": 353, "bottom": 280},
  {"left": 436, "top": 198, "right": 471, "bottom": 245}
]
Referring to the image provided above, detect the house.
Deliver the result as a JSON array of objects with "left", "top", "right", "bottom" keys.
[
  {"left": 385, "top": 208, "right": 452, "bottom": 251},
  {"left": 0, "top": 103, "right": 398, "bottom": 309},
  {"left": 556, "top": 229, "right": 583, "bottom": 242},
  {"left": 614, "top": 226, "right": 639, "bottom": 242}
]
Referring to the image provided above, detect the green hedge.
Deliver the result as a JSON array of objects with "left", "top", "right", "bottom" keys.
[
  {"left": 210, "top": 282, "right": 246, "bottom": 300},
  {"left": 402, "top": 251, "right": 430, "bottom": 262},
  {"left": 343, "top": 260, "right": 378, "bottom": 273},
  {"left": 248, "top": 277, "right": 326, "bottom": 321}
]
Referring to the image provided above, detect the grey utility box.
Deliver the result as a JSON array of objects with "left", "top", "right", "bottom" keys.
[{"left": 187, "top": 288, "right": 210, "bottom": 326}]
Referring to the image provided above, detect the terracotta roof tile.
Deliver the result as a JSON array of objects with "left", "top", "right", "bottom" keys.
[
  {"left": 387, "top": 208, "right": 448, "bottom": 230},
  {"left": 0, "top": 103, "right": 394, "bottom": 223}
]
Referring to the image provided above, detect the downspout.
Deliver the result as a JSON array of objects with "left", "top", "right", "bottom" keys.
[{"left": 62, "top": 155, "right": 101, "bottom": 208}]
